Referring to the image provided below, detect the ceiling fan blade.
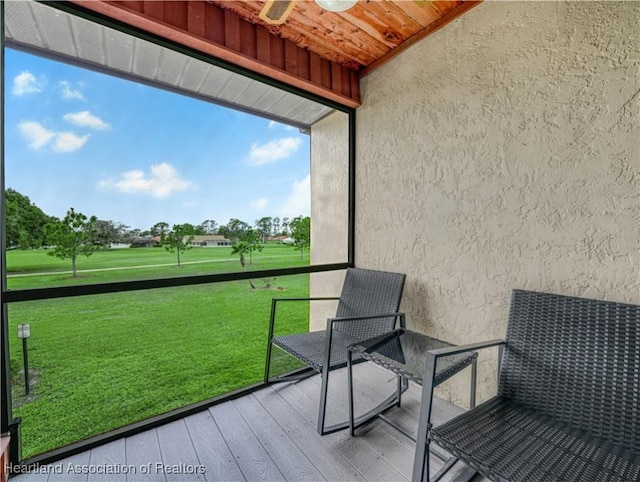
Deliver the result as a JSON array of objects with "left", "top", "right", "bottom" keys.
[{"left": 259, "top": 0, "right": 297, "bottom": 25}]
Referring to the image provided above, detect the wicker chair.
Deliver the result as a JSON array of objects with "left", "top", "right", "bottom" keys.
[
  {"left": 413, "top": 289, "right": 640, "bottom": 482},
  {"left": 264, "top": 267, "right": 406, "bottom": 435}
]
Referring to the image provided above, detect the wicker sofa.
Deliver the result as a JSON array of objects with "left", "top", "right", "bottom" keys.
[{"left": 413, "top": 289, "right": 640, "bottom": 482}]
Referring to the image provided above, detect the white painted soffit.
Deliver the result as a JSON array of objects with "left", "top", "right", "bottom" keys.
[{"left": 3, "top": 0, "right": 335, "bottom": 129}]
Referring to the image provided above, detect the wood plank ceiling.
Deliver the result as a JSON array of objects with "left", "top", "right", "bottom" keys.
[{"left": 71, "top": 1, "right": 480, "bottom": 108}]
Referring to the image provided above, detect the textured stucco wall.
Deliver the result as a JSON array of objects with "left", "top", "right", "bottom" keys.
[
  {"left": 355, "top": 1, "right": 639, "bottom": 404},
  {"left": 309, "top": 112, "right": 350, "bottom": 331}
]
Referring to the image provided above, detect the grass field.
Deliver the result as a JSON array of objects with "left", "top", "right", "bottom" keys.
[
  {"left": 7, "top": 244, "right": 308, "bottom": 289},
  {"left": 7, "top": 245, "right": 313, "bottom": 458}
]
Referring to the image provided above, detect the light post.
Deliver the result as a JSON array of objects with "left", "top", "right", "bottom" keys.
[{"left": 17, "top": 324, "right": 31, "bottom": 396}]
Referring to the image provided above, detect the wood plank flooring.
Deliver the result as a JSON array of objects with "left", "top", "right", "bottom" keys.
[{"left": 13, "top": 364, "right": 487, "bottom": 482}]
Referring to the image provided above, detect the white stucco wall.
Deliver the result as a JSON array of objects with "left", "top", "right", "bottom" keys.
[
  {"left": 355, "top": 1, "right": 639, "bottom": 404},
  {"left": 309, "top": 112, "right": 350, "bottom": 331}
]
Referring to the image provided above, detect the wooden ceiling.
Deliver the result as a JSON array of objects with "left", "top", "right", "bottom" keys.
[
  {"left": 70, "top": 1, "right": 479, "bottom": 107},
  {"left": 207, "top": 1, "right": 478, "bottom": 74}
]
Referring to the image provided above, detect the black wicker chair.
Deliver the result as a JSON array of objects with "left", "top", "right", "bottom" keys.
[
  {"left": 413, "top": 289, "right": 640, "bottom": 482},
  {"left": 264, "top": 267, "right": 406, "bottom": 435}
]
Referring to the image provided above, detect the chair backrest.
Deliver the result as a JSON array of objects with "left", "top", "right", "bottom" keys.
[
  {"left": 498, "top": 289, "right": 640, "bottom": 451},
  {"left": 333, "top": 268, "right": 406, "bottom": 341}
]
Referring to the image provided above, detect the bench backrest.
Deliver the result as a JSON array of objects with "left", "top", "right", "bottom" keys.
[
  {"left": 498, "top": 289, "right": 640, "bottom": 451},
  {"left": 334, "top": 268, "right": 406, "bottom": 340}
]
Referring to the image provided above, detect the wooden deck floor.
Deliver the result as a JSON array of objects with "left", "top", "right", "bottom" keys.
[{"left": 13, "top": 364, "right": 486, "bottom": 482}]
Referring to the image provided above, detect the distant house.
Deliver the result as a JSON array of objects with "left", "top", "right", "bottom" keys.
[
  {"left": 110, "top": 243, "right": 131, "bottom": 249},
  {"left": 130, "top": 236, "right": 160, "bottom": 248},
  {"left": 188, "top": 235, "right": 232, "bottom": 247},
  {"left": 266, "top": 235, "right": 289, "bottom": 243}
]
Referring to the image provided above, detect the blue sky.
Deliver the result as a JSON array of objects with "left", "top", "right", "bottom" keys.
[{"left": 5, "top": 48, "right": 311, "bottom": 232}]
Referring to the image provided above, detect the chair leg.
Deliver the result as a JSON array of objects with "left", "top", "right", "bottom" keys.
[
  {"left": 264, "top": 299, "right": 278, "bottom": 384},
  {"left": 317, "top": 318, "right": 335, "bottom": 435},
  {"left": 348, "top": 351, "right": 355, "bottom": 436},
  {"left": 317, "top": 362, "right": 330, "bottom": 434},
  {"left": 264, "top": 342, "right": 273, "bottom": 384},
  {"left": 412, "top": 352, "right": 437, "bottom": 482},
  {"left": 470, "top": 359, "right": 477, "bottom": 409}
]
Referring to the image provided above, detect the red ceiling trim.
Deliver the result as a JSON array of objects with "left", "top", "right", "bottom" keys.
[{"left": 70, "top": 1, "right": 362, "bottom": 108}]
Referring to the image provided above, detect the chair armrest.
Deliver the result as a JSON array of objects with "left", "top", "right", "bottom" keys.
[
  {"left": 422, "top": 338, "right": 506, "bottom": 411},
  {"left": 272, "top": 297, "right": 340, "bottom": 303},
  {"left": 268, "top": 297, "right": 341, "bottom": 340},
  {"left": 425, "top": 338, "right": 506, "bottom": 395},
  {"left": 328, "top": 312, "right": 406, "bottom": 324},
  {"left": 428, "top": 339, "right": 505, "bottom": 358},
  {"left": 414, "top": 339, "right": 505, "bottom": 482}
]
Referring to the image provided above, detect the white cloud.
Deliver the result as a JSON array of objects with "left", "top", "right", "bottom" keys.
[
  {"left": 247, "top": 137, "right": 302, "bottom": 166},
  {"left": 97, "top": 163, "right": 194, "bottom": 198},
  {"left": 59, "top": 81, "right": 85, "bottom": 101},
  {"left": 63, "top": 111, "right": 110, "bottom": 130},
  {"left": 18, "top": 121, "right": 89, "bottom": 153},
  {"left": 53, "top": 132, "right": 90, "bottom": 153},
  {"left": 251, "top": 198, "right": 268, "bottom": 212},
  {"left": 280, "top": 174, "right": 310, "bottom": 218},
  {"left": 18, "top": 121, "right": 56, "bottom": 149},
  {"left": 13, "top": 71, "right": 43, "bottom": 96}
]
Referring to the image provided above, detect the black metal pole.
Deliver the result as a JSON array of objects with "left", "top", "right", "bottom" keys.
[{"left": 22, "top": 338, "right": 29, "bottom": 396}]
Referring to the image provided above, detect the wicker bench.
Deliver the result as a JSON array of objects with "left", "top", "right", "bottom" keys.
[{"left": 413, "top": 289, "right": 640, "bottom": 482}]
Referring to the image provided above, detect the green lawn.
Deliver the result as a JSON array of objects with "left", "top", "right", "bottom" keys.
[
  {"left": 7, "top": 244, "right": 308, "bottom": 290},
  {"left": 7, "top": 245, "right": 311, "bottom": 458}
]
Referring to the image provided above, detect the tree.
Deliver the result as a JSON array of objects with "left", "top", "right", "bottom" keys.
[
  {"left": 5, "top": 188, "right": 53, "bottom": 249},
  {"left": 150, "top": 222, "right": 169, "bottom": 244},
  {"left": 93, "top": 220, "right": 124, "bottom": 251},
  {"left": 229, "top": 228, "right": 263, "bottom": 266},
  {"left": 229, "top": 227, "right": 263, "bottom": 289},
  {"left": 116, "top": 225, "right": 135, "bottom": 244},
  {"left": 231, "top": 241, "right": 255, "bottom": 289},
  {"left": 46, "top": 208, "right": 97, "bottom": 277},
  {"left": 272, "top": 217, "right": 281, "bottom": 237},
  {"left": 224, "top": 218, "right": 250, "bottom": 243},
  {"left": 255, "top": 217, "right": 273, "bottom": 242},
  {"left": 199, "top": 219, "right": 218, "bottom": 235},
  {"left": 281, "top": 217, "right": 290, "bottom": 236},
  {"left": 231, "top": 241, "right": 250, "bottom": 270},
  {"left": 163, "top": 224, "right": 193, "bottom": 267},
  {"left": 179, "top": 223, "right": 204, "bottom": 236},
  {"left": 289, "top": 216, "right": 310, "bottom": 259},
  {"left": 245, "top": 229, "right": 263, "bottom": 265}
]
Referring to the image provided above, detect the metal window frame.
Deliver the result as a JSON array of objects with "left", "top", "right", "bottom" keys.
[{"left": 0, "top": 0, "right": 357, "bottom": 466}]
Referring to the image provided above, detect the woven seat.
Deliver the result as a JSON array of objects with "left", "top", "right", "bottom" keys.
[
  {"left": 413, "top": 289, "right": 640, "bottom": 482},
  {"left": 272, "top": 331, "right": 362, "bottom": 373},
  {"left": 432, "top": 397, "right": 640, "bottom": 482},
  {"left": 265, "top": 267, "right": 406, "bottom": 435}
]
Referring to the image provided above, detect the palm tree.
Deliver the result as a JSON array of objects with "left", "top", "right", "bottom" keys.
[
  {"left": 231, "top": 241, "right": 249, "bottom": 269},
  {"left": 231, "top": 241, "right": 256, "bottom": 289}
]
